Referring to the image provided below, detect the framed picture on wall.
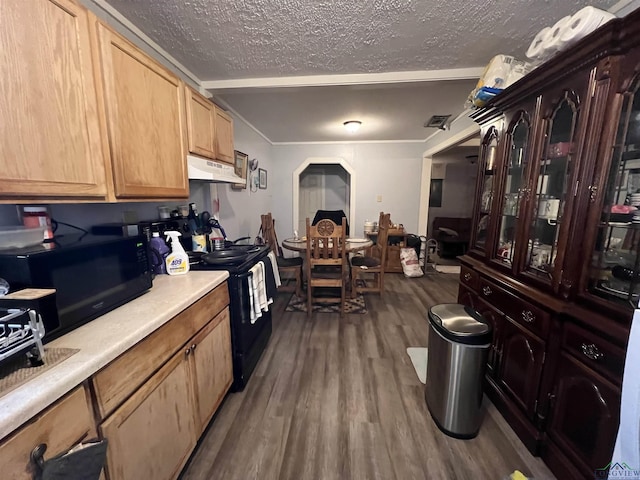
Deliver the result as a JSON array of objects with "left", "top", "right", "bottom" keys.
[
  {"left": 259, "top": 168, "right": 267, "bottom": 189},
  {"left": 231, "top": 150, "right": 248, "bottom": 190},
  {"left": 429, "top": 179, "right": 443, "bottom": 207}
]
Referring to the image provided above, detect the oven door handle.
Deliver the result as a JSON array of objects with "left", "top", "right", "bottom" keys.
[{"left": 237, "top": 271, "right": 254, "bottom": 280}]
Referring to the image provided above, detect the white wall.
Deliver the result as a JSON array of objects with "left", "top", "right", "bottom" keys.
[{"left": 271, "top": 142, "right": 425, "bottom": 240}]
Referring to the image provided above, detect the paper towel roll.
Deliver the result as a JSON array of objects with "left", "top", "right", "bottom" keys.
[
  {"left": 526, "top": 27, "right": 551, "bottom": 60},
  {"left": 541, "top": 16, "right": 572, "bottom": 54},
  {"left": 560, "top": 6, "right": 616, "bottom": 47}
]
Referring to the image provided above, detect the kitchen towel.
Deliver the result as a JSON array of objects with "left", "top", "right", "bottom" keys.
[
  {"left": 608, "top": 309, "right": 640, "bottom": 479},
  {"left": 262, "top": 256, "right": 277, "bottom": 305},
  {"left": 561, "top": 7, "right": 616, "bottom": 48},
  {"left": 267, "top": 251, "right": 282, "bottom": 287}
]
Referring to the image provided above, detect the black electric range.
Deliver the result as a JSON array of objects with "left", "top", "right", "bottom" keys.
[{"left": 191, "top": 244, "right": 273, "bottom": 391}]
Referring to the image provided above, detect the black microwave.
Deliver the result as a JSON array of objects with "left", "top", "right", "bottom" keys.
[{"left": 0, "top": 235, "right": 152, "bottom": 341}]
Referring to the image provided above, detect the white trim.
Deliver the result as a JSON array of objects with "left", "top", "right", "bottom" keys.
[
  {"left": 83, "top": 0, "right": 202, "bottom": 88},
  {"left": 418, "top": 155, "right": 434, "bottom": 236},
  {"left": 423, "top": 124, "right": 480, "bottom": 157},
  {"left": 293, "top": 158, "right": 356, "bottom": 236},
  {"left": 202, "top": 68, "right": 484, "bottom": 90}
]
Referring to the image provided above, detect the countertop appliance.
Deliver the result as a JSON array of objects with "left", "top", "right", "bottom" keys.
[
  {"left": 191, "top": 244, "right": 273, "bottom": 391},
  {"left": 0, "top": 235, "right": 152, "bottom": 341},
  {"left": 0, "top": 307, "right": 45, "bottom": 367}
]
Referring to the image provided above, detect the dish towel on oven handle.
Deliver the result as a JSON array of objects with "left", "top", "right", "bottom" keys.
[
  {"left": 249, "top": 261, "right": 271, "bottom": 324},
  {"left": 266, "top": 251, "right": 282, "bottom": 287},
  {"left": 262, "top": 256, "right": 277, "bottom": 302}
]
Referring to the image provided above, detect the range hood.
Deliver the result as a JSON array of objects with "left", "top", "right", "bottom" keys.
[{"left": 187, "top": 155, "right": 245, "bottom": 185}]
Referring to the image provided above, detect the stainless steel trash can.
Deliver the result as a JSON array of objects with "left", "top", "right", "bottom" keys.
[{"left": 425, "top": 303, "right": 492, "bottom": 439}]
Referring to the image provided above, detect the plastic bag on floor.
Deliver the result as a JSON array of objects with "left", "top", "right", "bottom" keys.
[{"left": 400, "top": 247, "right": 423, "bottom": 277}]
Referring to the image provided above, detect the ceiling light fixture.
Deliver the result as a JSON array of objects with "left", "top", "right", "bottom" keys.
[{"left": 343, "top": 120, "right": 362, "bottom": 133}]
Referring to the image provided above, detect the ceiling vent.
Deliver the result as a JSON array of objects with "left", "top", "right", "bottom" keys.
[{"left": 424, "top": 115, "right": 452, "bottom": 129}]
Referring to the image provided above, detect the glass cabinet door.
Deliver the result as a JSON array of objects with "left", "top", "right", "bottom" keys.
[
  {"left": 524, "top": 95, "right": 578, "bottom": 282},
  {"left": 471, "top": 128, "right": 499, "bottom": 254},
  {"left": 587, "top": 78, "right": 640, "bottom": 308},
  {"left": 495, "top": 115, "right": 531, "bottom": 267}
]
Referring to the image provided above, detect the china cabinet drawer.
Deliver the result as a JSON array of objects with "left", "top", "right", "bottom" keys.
[
  {"left": 460, "top": 265, "right": 479, "bottom": 291},
  {"left": 562, "top": 322, "right": 625, "bottom": 385},
  {"left": 478, "top": 278, "right": 550, "bottom": 339}
]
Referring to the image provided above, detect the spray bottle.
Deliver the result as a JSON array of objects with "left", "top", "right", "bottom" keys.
[
  {"left": 164, "top": 231, "right": 190, "bottom": 275},
  {"left": 149, "top": 231, "right": 170, "bottom": 275}
]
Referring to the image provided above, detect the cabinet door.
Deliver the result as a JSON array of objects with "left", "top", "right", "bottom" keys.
[
  {"left": 520, "top": 72, "right": 594, "bottom": 291},
  {"left": 189, "top": 308, "right": 233, "bottom": 434},
  {"left": 0, "top": 387, "right": 97, "bottom": 479},
  {"left": 101, "top": 349, "right": 196, "bottom": 480},
  {"left": 0, "top": 0, "right": 108, "bottom": 199},
  {"left": 475, "top": 298, "right": 503, "bottom": 378},
  {"left": 545, "top": 352, "right": 620, "bottom": 479},
  {"left": 185, "top": 87, "right": 216, "bottom": 159},
  {"left": 214, "top": 107, "right": 234, "bottom": 164},
  {"left": 580, "top": 64, "right": 640, "bottom": 312},
  {"left": 496, "top": 316, "right": 545, "bottom": 418},
  {"left": 96, "top": 23, "right": 188, "bottom": 199},
  {"left": 491, "top": 107, "right": 537, "bottom": 272},
  {"left": 469, "top": 126, "right": 500, "bottom": 256}
]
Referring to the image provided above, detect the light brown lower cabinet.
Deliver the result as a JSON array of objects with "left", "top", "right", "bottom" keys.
[
  {"left": 100, "top": 308, "right": 232, "bottom": 480},
  {"left": 0, "top": 386, "right": 98, "bottom": 479}
]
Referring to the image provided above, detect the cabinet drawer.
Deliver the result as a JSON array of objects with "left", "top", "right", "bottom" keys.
[
  {"left": 478, "top": 278, "right": 550, "bottom": 339},
  {"left": 460, "top": 265, "right": 479, "bottom": 291},
  {"left": 92, "top": 284, "right": 229, "bottom": 419},
  {"left": 0, "top": 386, "right": 96, "bottom": 479},
  {"left": 563, "top": 322, "right": 625, "bottom": 385}
]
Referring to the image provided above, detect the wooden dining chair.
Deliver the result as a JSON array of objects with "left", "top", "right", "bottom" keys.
[
  {"left": 261, "top": 213, "right": 303, "bottom": 297},
  {"left": 351, "top": 212, "right": 391, "bottom": 297},
  {"left": 305, "top": 217, "right": 348, "bottom": 317}
]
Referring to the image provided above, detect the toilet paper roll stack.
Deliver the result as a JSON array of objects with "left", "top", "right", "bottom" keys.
[{"left": 526, "top": 7, "right": 616, "bottom": 63}]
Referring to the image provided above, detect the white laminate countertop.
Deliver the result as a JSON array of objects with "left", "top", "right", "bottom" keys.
[{"left": 0, "top": 270, "right": 229, "bottom": 440}]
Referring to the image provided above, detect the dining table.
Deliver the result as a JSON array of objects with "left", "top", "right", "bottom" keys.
[{"left": 281, "top": 237, "right": 373, "bottom": 253}]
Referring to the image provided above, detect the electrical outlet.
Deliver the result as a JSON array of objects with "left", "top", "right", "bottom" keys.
[{"left": 376, "top": 195, "right": 382, "bottom": 202}]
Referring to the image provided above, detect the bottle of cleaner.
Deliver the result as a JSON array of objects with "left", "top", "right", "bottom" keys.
[
  {"left": 164, "top": 231, "right": 190, "bottom": 275},
  {"left": 149, "top": 231, "right": 170, "bottom": 275}
]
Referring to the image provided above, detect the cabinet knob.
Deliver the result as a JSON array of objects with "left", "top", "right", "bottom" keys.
[
  {"left": 185, "top": 346, "right": 192, "bottom": 357},
  {"left": 191, "top": 343, "right": 197, "bottom": 352},
  {"left": 482, "top": 286, "right": 492, "bottom": 296},
  {"left": 463, "top": 272, "right": 472, "bottom": 282},
  {"left": 581, "top": 343, "right": 603, "bottom": 361},
  {"left": 521, "top": 310, "right": 535, "bottom": 323},
  {"left": 588, "top": 184, "right": 599, "bottom": 202}
]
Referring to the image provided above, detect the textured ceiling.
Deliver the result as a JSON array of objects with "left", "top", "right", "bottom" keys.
[
  {"left": 216, "top": 80, "right": 478, "bottom": 142},
  {"left": 103, "top": 0, "right": 619, "bottom": 142}
]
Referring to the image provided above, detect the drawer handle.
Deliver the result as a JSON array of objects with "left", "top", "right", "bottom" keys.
[
  {"left": 482, "top": 286, "right": 492, "bottom": 296},
  {"left": 521, "top": 310, "right": 535, "bottom": 323},
  {"left": 31, "top": 443, "right": 47, "bottom": 470},
  {"left": 463, "top": 272, "right": 472, "bottom": 282},
  {"left": 581, "top": 343, "right": 604, "bottom": 361}
]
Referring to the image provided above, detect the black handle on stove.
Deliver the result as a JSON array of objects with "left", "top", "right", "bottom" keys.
[{"left": 237, "top": 271, "right": 254, "bottom": 279}]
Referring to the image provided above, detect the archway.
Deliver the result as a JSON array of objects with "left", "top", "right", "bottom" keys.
[{"left": 292, "top": 157, "right": 356, "bottom": 234}]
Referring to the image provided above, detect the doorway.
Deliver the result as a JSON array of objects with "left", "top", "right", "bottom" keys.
[{"left": 293, "top": 157, "right": 356, "bottom": 235}]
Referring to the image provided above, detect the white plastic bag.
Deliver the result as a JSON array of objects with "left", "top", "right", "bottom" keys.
[{"left": 400, "top": 248, "right": 423, "bottom": 278}]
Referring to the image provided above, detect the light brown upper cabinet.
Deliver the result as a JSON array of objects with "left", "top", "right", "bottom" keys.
[
  {"left": 185, "top": 87, "right": 216, "bottom": 159},
  {"left": 95, "top": 23, "right": 189, "bottom": 199},
  {"left": 0, "top": 0, "right": 109, "bottom": 200},
  {"left": 214, "top": 108, "right": 235, "bottom": 164}
]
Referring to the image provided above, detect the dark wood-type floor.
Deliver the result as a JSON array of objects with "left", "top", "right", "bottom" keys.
[{"left": 182, "top": 273, "right": 555, "bottom": 480}]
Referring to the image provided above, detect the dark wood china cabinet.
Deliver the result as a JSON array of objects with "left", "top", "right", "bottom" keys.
[{"left": 460, "top": 10, "right": 640, "bottom": 480}]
